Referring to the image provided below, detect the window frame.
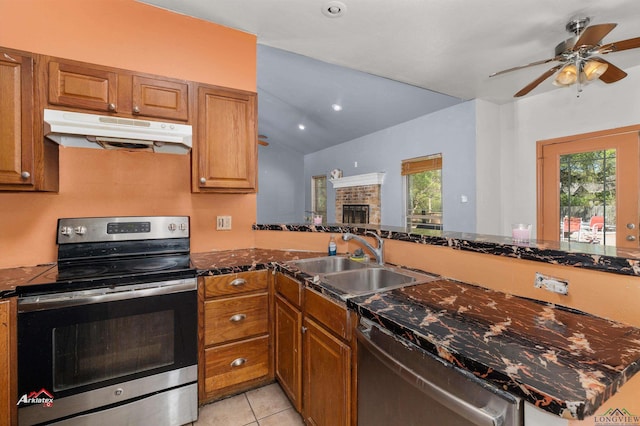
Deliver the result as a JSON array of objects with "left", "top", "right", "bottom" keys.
[{"left": 402, "top": 153, "right": 443, "bottom": 232}]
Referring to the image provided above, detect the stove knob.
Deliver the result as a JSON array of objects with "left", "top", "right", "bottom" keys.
[
  {"left": 179, "top": 223, "right": 187, "bottom": 231},
  {"left": 60, "top": 226, "right": 74, "bottom": 237},
  {"left": 168, "top": 223, "right": 177, "bottom": 231},
  {"left": 74, "top": 226, "right": 87, "bottom": 235}
]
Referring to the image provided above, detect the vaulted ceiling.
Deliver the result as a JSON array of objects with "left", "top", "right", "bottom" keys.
[{"left": 141, "top": 0, "right": 640, "bottom": 153}]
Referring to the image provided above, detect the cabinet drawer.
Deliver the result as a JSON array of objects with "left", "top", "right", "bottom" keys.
[
  {"left": 204, "top": 335, "right": 269, "bottom": 393},
  {"left": 204, "top": 270, "right": 267, "bottom": 298},
  {"left": 275, "top": 273, "right": 302, "bottom": 308},
  {"left": 304, "top": 288, "right": 351, "bottom": 341},
  {"left": 204, "top": 293, "right": 268, "bottom": 345}
]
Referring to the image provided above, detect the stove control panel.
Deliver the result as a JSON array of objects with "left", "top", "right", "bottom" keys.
[{"left": 57, "top": 216, "right": 190, "bottom": 243}]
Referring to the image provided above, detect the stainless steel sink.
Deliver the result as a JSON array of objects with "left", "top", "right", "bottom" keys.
[
  {"left": 321, "top": 267, "right": 421, "bottom": 295},
  {"left": 286, "top": 256, "right": 370, "bottom": 274}
]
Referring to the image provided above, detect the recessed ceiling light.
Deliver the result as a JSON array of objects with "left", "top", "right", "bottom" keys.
[
  {"left": 298, "top": 124, "right": 306, "bottom": 130},
  {"left": 322, "top": 1, "right": 347, "bottom": 18},
  {"left": 332, "top": 104, "right": 343, "bottom": 111}
]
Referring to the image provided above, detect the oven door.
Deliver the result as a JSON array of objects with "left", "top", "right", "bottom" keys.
[{"left": 17, "top": 278, "right": 197, "bottom": 425}]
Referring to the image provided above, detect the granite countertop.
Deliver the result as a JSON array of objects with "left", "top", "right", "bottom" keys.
[
  {"left": 0, "top": 249, "right": 324, "bottom": 298},
  {"left": 347, "top": 278, "right": 640, "bottom": 420},
  {"left": 191, "top": 248, "right": 325, "bottom": 275},
  {"left": 0, "top": 264, "right": 56, "bottom": 297},
  {"left": 254, "top": 223, "right": 640, "bottom": 277}
]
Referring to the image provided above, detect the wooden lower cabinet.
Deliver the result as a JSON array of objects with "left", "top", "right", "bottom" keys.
[
  {"left": 199, "top": 270, "right": 272, "bottom": 403},
  {"left": 274, "top": 273, "right": 355, "bottom": 425},
  {"left": 274, "top": 294, "right": 302, "bottom": 411},
  {"left": 302, "top": 316, "right": 351, "bottom": 426},
  {"left": 0, "top": 298, "right": 17, "bottom": 426}
]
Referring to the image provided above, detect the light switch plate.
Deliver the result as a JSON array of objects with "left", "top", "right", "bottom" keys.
[{"left": 216, "top": 216, "right": 232, "bottom": 230}]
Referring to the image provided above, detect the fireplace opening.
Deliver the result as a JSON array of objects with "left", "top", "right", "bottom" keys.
[{"left": 343, "top": 204, "right": 370, "bottom": 224}]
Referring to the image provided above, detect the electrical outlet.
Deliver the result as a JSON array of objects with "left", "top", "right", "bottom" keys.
[
  {"left": 534, "top": 272, "right": 568, "bottom": 295},
  {"left": 216, "top": 216, "right": 232, "bottom": 230}
]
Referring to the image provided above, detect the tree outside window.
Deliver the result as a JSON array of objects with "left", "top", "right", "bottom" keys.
[{"left": 403, "top": 154, "right": 442, "bottom": 234}]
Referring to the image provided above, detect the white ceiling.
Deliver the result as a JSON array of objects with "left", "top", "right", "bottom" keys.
[{"left": 140, "top": 0, "right": 640, "bottom": 153}]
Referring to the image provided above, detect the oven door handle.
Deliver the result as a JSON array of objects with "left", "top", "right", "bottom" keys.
[{"left": 18, "top": 278, "right": 196, "bottom": 312}]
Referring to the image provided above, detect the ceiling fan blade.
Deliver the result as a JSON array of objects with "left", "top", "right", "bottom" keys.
[
  {"left": 599, "top": 36, "right": 640, "bottom": 53},
  {"left": 595, "top": 59, "right": 628, "bottom": 83},
  {"left": 514, "top": 65, "right": 563, "bottom": 97},
  {"left": 490, "top": 57, "right": 561, "bottom": 77},
  {"left": 573, "top": 23, "right": 617, "bottom": 49}
]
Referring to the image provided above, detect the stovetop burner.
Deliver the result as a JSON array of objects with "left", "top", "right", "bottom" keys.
[{"left": 56, "top": 254, "right": 190, "bottom": 281}]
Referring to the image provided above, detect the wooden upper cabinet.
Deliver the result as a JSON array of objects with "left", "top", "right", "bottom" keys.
[
  {"left": 0, "top": 49, "right": 34, "bottom": 186},
  {"left": 48, "top": 61, "right": 118, "bottom": 113},
  {"left": 47, "top": 59, "right": 189, "bottom": 121},
  {"left": 132, "top": 75, "right": 188, "bottom": 121},
  {"left": 0, "top": 47, "right": 58, "bottom": 191},
  {"left": 194, "top": 85, "right": 257, "bottom": 193}
]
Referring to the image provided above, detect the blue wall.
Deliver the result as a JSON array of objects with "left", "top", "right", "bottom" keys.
[
  {"left": 257, "top": 143, "right": 306, "bottom": 223},
  {"left": 303, "top": 101, "right": 477, "bottom": 232}
]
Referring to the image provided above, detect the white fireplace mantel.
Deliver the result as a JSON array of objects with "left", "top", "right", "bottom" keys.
[{"left": 330, "top": 172, "right": 385, "bottom": 188}]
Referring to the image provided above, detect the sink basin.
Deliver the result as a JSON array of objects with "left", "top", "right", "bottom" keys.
[
  {"left": 321, "top": 267, "right": 418, "bottom": 295},
  {"left": 286, "top": 256, "right": 370, "bottom": 274}
]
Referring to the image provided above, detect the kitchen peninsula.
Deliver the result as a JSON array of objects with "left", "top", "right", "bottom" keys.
[{"left": 3, "top": 227, "right": 640, "bottom": 424}]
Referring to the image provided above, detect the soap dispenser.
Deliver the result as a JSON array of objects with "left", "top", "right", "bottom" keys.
[{"left": 328, "top": 235, "right": 337, "bottom": 256}]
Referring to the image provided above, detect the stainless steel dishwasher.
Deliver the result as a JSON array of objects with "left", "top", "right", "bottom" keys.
[{"left": 357, "top": 322, "right": 523, "bottom": 426}]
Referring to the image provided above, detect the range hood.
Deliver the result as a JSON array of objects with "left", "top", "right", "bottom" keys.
[{"left": 43, "top": 109, "right": 192, "bottom": 154}]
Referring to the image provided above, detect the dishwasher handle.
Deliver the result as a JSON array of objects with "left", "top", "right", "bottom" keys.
[{"left": 356, "top": 327, "right": 504, "bottom": 426}]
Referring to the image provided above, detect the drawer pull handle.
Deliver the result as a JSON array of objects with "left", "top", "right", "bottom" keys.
[
  {"left": 229, "top": 278, "right": 247, "bottom": 287},
  {"left": 230, "top": 357, "right": 247, "bottom": 367},
  {"left": 229, "top": 314, "right": 246, "bottom": 323}
]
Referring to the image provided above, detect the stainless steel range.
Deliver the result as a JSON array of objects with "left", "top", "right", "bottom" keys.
[{"left": 17, "top": 216, "right": 198, "bottom": 426}]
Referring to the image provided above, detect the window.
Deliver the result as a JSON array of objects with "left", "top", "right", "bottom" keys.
[
  {"left": 311, "top": 175, "right": 327, "bottom": 222},
  {"left": 402, "top": 154, "right": 442, "bottom": 233}
]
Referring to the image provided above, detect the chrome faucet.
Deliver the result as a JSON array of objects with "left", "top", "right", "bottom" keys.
[{"left": 342, "top": 231, "right": 385, "bottom": 265}]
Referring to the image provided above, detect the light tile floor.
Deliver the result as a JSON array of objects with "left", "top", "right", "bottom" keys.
[{"left": 193, "top": 382, "right": 304, "bottom": 426}]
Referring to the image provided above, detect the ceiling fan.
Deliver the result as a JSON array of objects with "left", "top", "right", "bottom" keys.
[{"left": 490, "top": 17, "right": 640, "bottom": 97}]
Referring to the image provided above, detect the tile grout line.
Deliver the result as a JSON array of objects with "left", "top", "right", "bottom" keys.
[{"left": 244, "top": 392, "right": 259, "bottom": 424}]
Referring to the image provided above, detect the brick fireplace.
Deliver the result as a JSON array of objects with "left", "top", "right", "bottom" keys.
[{"left": 332, "top": 173, "right": 385, "bottom": 225}]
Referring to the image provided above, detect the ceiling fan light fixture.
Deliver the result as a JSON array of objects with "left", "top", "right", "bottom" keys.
[
  {"left": 583, "top": 60, "right": 609, "bottom": 81},
  {"left": 554, "top": 64, "right": 578, "bottom": 86}
]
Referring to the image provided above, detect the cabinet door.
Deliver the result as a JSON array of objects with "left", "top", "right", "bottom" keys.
[
  {"left": 303, "top": 317, "right": 351, "bottom": 426},
  {"left": 132, "top": 75, "right": 189, "bottom": 121},
  {"left": 275, "top": 294, "right": 302, "bottom": 412},
  {"left": 0, "top": 299, "right": 17, "bottom": 426},
  {"left": 195, "top": 85, "right": 257, "bottom": 192},
  {"left": 0, "top": 50, "right": 34, "bottom": 186},
  {"left": 48, "top": 60, "right": 118, "bottom": 112}
]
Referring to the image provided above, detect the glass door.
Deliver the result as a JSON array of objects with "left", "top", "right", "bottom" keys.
[{"left": 538, "top": 129, "right": 640, "bottom": 248}]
